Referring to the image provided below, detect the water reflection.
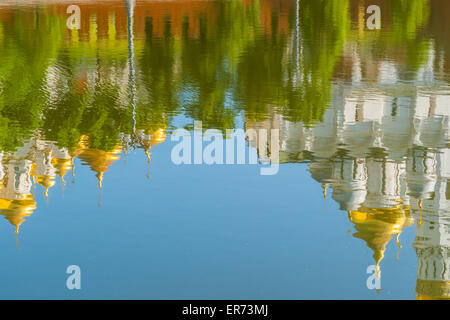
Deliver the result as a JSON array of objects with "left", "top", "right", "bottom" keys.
[
  {"left": 0, "top": 0, "right": 449, "bottom": 299},
  {"left": 250, "top": 85, "right": 450, "bottom": 298}
]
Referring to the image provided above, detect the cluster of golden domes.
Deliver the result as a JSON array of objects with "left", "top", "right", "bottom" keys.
[{"left": 0, "top": 128, "right": 166, "bottom": 234}]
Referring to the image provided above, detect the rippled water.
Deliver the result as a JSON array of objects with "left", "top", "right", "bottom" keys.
[{"left": 0, "top": 0, "right": 449, "bottom": 299}]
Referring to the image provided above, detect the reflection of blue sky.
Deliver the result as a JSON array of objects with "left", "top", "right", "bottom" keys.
[
  {"left": 179, "top": 84, "right": 200, "bottom": 108},
  {"left": 169, "top": 113, "right": 192, "bottom": 131},
  {"left": 0, "top": 140, "right": 416, "bottom": 299}
]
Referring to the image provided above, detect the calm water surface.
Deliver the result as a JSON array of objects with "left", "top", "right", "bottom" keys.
[{"left": 0, "top": 0, "right": 449, "bottom": 299}]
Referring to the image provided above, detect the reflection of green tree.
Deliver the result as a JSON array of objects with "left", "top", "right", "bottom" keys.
[
  {"left": 359, "top": 0, "right": 430, "bottom": 75},
  {"left": 42, "top": 83, "right": 130, "bottom": 152},
  {"left": 179, "top": 0, "right": 260, "bottom": 132},
  {"left": 136, "top": 17, "right": 180, "bottom": 134},
  {"left": 0, "top": 8, "right": 64, "bottom": 151},
  {"left": 383, "top": 0, "right": 430, "bottom": 73},
  {"left": 136, "top": 0, "right": 261, "bottom": 133},
  {"left": 0, "top": 6, "right": 134, "bottom": 152},
  {"left": 291, "top": 0, "right": 349, "bottom": 122},
  {"left": 42, "top": 55, "right": 132, "bottom": 152},
  {"left": 238, "top": 0, "right": 350, "bottom": 124},
  {"left": 391, "top": 0, "right": 429, "bottom": 40},
  {"left": 391, "top": 0, "right": 430, "bottom": 72},
  {"left": 0, "top": 0, "right": 438, "bottom": 153},
  {"left": 78, "top": 84, "right": 130, "bottom": 150}
]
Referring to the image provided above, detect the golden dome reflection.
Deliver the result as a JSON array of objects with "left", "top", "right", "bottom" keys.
[
  {"left": 51, "top": 157, "right": 73, "bottom": 186},
  {"left": 0, "top": 128, "right": 168, "bottom": 234},
  {"left": 74, "top": 135, "right": 122, "bottom": 189},
  {"left": 34, "top": 175, "right": 56, "bottom": 198},
  {"left": 348, "top": 205, "right": 414, "bottom": 271},
  {"left": 0, "top": 195, "right": 37, "bottom": 234}
]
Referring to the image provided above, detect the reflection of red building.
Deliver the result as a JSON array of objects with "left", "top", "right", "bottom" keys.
[
  {"left": 73, "top": 0, "right": 221, "bottom": 40},
  {"left": 258, "top": 0, "right": 294, "bottom": 36},
  {"left": 0, "top": 0, "right": 294, "bottom": 40},
  {"left": 1, "top": 0, "right": 447, "bottom": 75},
  {"left": 135, "top": 1, "right": 219, "bottom": 39}
]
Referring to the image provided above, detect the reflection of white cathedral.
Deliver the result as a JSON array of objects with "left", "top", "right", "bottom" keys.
[
  {"left": 247, "top": 41, "right": 450, "bottom": 298},
  {"left": 277, "top": 83, "right": 450, "bottom": 211}
]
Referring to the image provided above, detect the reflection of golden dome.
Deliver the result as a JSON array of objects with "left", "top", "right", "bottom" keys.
[
  {"left": 29, "top": 163, "right": 56, "bottom": 198},
  {"left": 0, "top": 194, "right": 36, "bottom": 233},
  {"left": 348, "top": 205, "right": 413, "bottom": 268},
  {"left": 150, "top": 128, "right": 167, "bottom": 146},
  {"left": 416, "top": 280, "right": 450, "bottom": 300},
  {"left": 77, "top": 135, "right": 90, "bottom": 149},
  {"left": 51, "top": 157, "right": 73, "bottom": 185},
  {"left": 75, "top": 135, "right": 121, "bottom": 188},
  {"left": 34, "top": 175, "right": 56, "bottom": 197}
]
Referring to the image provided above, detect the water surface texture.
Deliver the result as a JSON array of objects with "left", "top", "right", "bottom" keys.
[{"left": 0, "top": 0, "right": 449, "bottom": 299}]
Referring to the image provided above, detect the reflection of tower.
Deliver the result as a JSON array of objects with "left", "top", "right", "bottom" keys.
[
  {"left": 126, "top": 0, "right": 137, "bottom": 137},
  {"left": 414, "top": 213, "right": 450, "bottom": 300},
  {"left": 136, "top": 128, "right": 167, "bottom": 162},
  {"left": 290, "top": 0, "right": 302, "bottom": 88},
  {"left": 136, "top": 128, "right": 167, "bottom": 179},
  {"left": 413, "top": 148, "right": 450, "bottom": 300}
]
